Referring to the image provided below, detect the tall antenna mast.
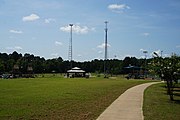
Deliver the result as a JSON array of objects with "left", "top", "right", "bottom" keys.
[
  {"left": 104, "top": 21, "right": 108, "bottom": 78},
  {"left": 68, "top": 24, "right": 73, "bottom": 69}
]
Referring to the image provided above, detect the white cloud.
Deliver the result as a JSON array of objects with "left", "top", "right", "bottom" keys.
[
  {"left": 6, "top": 46, "right": 23, "bottom": 51},
  {"left": 124, "top": 54, "right": 132, "bottom": 57},
  {"left": 140, "top": 49, "right": 148, "bottom": 52},
  {"left": 6, "top": 47, "right": 13, "bottom": 50},
  {"left": 176, "top": 45, "right": 180, "bottom": 48},
  {"left": 60, "top": 24, "right": 92, "bottom": 34},
  {"left": 51, "top": 53, "right": 58, "bottom": 57},
  {"left": 15, "top": 46, "right": 22, "bottom": 50},
  {"left": 77, "top": 54, "right": 82, "bottom": 57},
  {"left": 108, "top": 4, "right": 130, "bottom": 13},
  {"left": 97, "top": 43, "right": 111, "bottom": 49},
  {"left": 143, "top": 32, "right": 150, "bottom": 36},
  {"left": 9, "top": 29, "right": 23, "bottom": 34},
  {"left": 55, "top": 41, "right": 63, "bottom": 46},
  {"left": 108, "top": 4, "right": 130, "bottom": 10},
  {"left": 73, "top": 25, "right": 89, "bottom": 34},
  {"left": 122, "top": 54, "right": 137, "bottom": 59},
  {"left": 22, "top": 14, "right": 40, "bottom": 22},
  {"left": 140, "top": 49, "right": 144, "bottom": 52},
  {"left": 98, "top": 51, "right": 103, "bottom": 54},
  {"left": 44, "top": 18, "right": 56, "bottom": 24}
]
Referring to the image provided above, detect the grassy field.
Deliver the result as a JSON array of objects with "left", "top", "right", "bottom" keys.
[
  {"left": 143, "top": 83, "right": 180, "bottom": 120},
  {"left": 0, "top": 76, "right": 151, "bottom": 120}
]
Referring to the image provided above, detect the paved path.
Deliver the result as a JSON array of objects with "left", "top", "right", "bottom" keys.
[{"left": 96, "top": 82, "right": 160, "bottom": 120}]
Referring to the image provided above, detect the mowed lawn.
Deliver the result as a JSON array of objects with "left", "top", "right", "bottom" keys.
[
  {"left": 0, "top": 77, "right": 150, "bottom": 120},
  {"left": 143, "top": 83, "right": 180, "bottom": 120}
]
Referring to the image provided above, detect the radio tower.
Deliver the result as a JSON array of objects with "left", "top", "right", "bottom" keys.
[
  {"left": 104, "top": 21, "right": 108, "bottom": 78},
  {"left": 68, "top": 24, "right": 73, "bottom": 69}
]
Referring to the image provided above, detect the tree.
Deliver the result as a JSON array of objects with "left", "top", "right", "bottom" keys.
[
  {"left": 152, "top": 53, "right": 180, "bottom": 100},
  {"left": 9, "top": 51, "right": 22, "bottom": 61},
  {"left": 0, "top": 59, "right": 5, "bottom": 74}
]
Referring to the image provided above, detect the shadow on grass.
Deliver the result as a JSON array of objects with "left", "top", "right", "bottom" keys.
[
  {"left": 171, "top": 99, "right": 180, "bottom": 104},
  {"left": 173, "top": 93, "right": 180, "bottom": 96},
  {"left": 159, "top": 83, "right": 180, "bottom": 104}
]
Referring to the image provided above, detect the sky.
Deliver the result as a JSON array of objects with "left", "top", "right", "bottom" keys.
[{"left": 0, "top": 0, "right": 180, "bottom": 61}]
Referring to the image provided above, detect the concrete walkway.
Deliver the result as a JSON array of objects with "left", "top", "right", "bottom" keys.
[{"left": 96, "top": 82, "right": 160, "bottom": 120}]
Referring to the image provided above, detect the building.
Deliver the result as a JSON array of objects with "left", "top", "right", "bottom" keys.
[
  {"left": 67, "top": 67, "right": 86, "bottom": 78},
  {"left": 124, "top": 65, "right": 146, "bottom": 79}
]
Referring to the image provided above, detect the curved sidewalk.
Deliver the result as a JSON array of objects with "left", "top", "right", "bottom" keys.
[{"left": 97, "top": 82, "right": 160, "bottom": 120}]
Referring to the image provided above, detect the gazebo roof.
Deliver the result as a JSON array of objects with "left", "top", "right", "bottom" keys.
[
  {"left": 124, "top": 65, "right": 142, "bottom": 69},
  {"left": 67, "top": 67, "right": 85, "bottom": 73},
  {"left": 72, "top": 67, "right": 81, "bottom": 70}
]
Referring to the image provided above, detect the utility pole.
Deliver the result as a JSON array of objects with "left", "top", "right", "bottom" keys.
[
  {"left": 161, "top": 50, "right": 163, "bottom": 58},
  {"left": 68, "top": 24, "right": 73, "bottom": 69},
  {"left": 143, "top": 50, "right": 148, "bottom": 67},
  {"left": 104, "top": 21, "right": 108, "bottom": 78},
  {"left": 143, "top": 50, "right": 148, "bottom": 77}
]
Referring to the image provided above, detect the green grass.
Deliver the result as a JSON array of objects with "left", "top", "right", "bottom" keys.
[
  {"left": 0, "top": 77, "right": 151, "bottom": 120},
  {"left": 143, "top": 83, "right": 180, "bottom": 120}
]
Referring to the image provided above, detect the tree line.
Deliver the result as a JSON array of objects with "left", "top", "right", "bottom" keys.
[
  {"left": 0, "top": 51, "right": 148, "bottom": 75},
  {"left": 0, "top": 51, "right": 179, "bottom": 75},
  {"left": 1, "top": 51, "right": 179, "bottom": 101}
]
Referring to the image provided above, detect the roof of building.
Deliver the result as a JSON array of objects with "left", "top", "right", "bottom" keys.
[
  {"left": 124, "top": 66, "right": 143, "bottom": 69},
  {"left": 72, "top": 67, "right": 81, "bottom": 70},
  {"left": 67, "top": 67, "right": 85, "bottom": 73}
]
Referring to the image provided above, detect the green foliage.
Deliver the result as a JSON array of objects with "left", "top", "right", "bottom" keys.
[
  {"left": 161, "top": 55, "right": 180, "bottom": 81},
  {"left": 1, "top": 51, "right": 179, "bottom": 77},
  {"left": 149, "top": 54, "right": 180, "bottom": 80},
  {"left": 0, "top": 52, "right": 139, "bottom": 75},
  {"left": 150, "top": 54, "right": 180, "bottom": 100},
  {"left": 0, "top": 77, "right": 151, "bottom": 120},
  {"left": 0, "top": 60, "right": 5, "bottom": 74}
]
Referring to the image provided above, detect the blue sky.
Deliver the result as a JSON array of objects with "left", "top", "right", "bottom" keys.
[{"left": 0, "top": 0, "right": 180, "bottom": 61}]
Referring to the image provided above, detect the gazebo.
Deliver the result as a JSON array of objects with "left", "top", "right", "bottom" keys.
[
  {"left": 67, "top": 67, "right": 86, "bottom": 78},
  {"left": 124, "top": 65, "right": 146, "bottom": 79}
]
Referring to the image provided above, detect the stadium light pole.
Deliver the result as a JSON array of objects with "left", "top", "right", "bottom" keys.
[
  {"left": 69, "top": 24, "right": 73, "bottom": 69},
  {"left": 104, "top": 21, "right": 108, "bottom": 78},
  {"left": 143, "top": 50, "right": 148, "bottom": 60},
  {"left": 143, "top": 50, "right": 148, "bottom": 77}
]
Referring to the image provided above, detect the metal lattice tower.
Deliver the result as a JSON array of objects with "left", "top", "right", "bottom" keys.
[
  {"left": 104, "top": 21, "right": 108, "bottom": 78},
  {"left": 68, "top": 24, "right": 73, "bottom": 69}
]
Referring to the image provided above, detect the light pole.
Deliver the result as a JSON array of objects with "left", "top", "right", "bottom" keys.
[
  {"left": 68, "top": 24, "right": 73, "bottom": 69},
  {"left": 143, "top": 50, "right": 148, "bottom": 77},
  {"left": 161, "top": 50, "right": 163, "bottom": 58},
  {"left": 104, "top": 21, "right": 108, "bottom": 78},
  {"left": 143, "top": 50, "right": 148, "bottom": 59}
]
